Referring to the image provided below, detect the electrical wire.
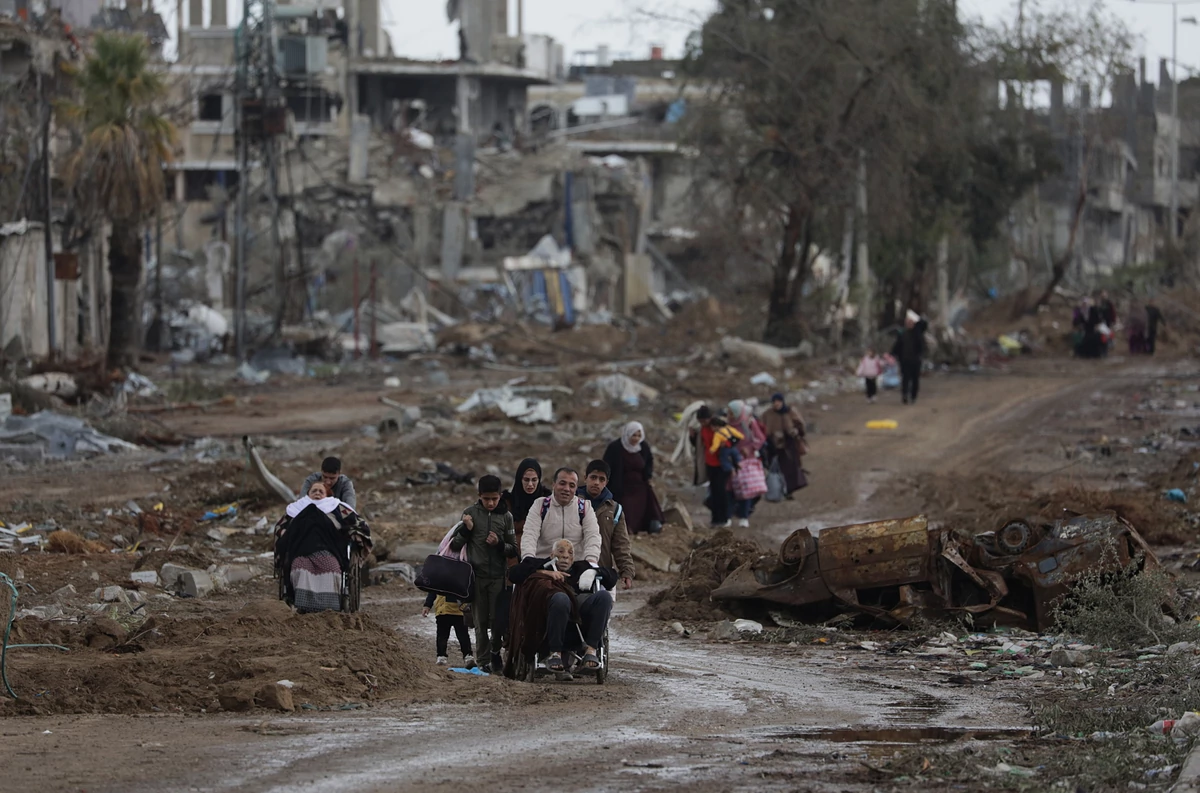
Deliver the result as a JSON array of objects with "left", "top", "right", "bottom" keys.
[{"left": 0, "top": 572, "right": 69, "bottom": 700}]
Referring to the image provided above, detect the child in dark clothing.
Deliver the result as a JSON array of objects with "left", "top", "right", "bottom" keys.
[
  {"left": 450, "top": 475, "right": 517, "bottom": 673},
  {"left": 422, "top": 593, "right": 475, "bottom": 667}
]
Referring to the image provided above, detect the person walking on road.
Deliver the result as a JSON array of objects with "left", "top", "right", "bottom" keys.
[
  {"left": 690, "top": 405, "right": 731, "bottom": 527},
  {"left": 602, "top": 421, "right": 664, "bottom": 534},
  {"left": 727, "top": 400, "right": 768, "bottom": 527},
  {"left": 762, "top": 393, "right": 807, "bottom": 499},
  {"left": 892, "top": 310, "right": 927, "bottom": 405}
]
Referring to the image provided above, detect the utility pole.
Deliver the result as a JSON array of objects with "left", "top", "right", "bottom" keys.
[
  {"left": 40, "top": 72, "right": 57, "bottom": 359},
  {"left": 234, "top": 0, "right": 286, "bottom": 355},
  {"left": 855, "top": 150, "right": 871, "bottom": 343},
  {"left": 1172, "top": 3, "right": 1180, "bottom": 243}
]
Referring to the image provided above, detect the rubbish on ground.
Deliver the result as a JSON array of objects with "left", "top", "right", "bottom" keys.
[
  {"left": 0, "top": 411, "right": 139, "bottom": 459},
  {"left": 732, "top": 619, "right": 763, "bottom": 634},
  {"left": 450, "top": 667, "right": 489, "bottom": 676},
  {"left": 750, "top": 372, "right": 777, "bottom": 387},
  {"left": 383, "top": 377, "right": 402, "bottom": 388},
  {"left": 712, "top": 511, "right": 1158, "bottom": 631},
  {"left": 997, "top": 335, "right": 1024, "bottom": 355},
  {"left": 584, "top": 374, "right": 660, "bottom": 407},
  {"left": 201, "top": 503, "right": 239, "bottom": 522},
  {"left": 457, "top": 386, "right": 554, "bottom": 424},
  {"left": 235, "top": 362, "right": 271, "bottom": 385},
  {"left": 866, "top": 420, "right": 899, "bottom": 430},
  {"left": 19, "top": 372, "right": 78, "bottom": 399},
  {"left": 121, "top": 373, "right": 159, "bottom": 398},
  {"left": 243, "top": 436, "right": 298, "bottom": 504},
  {"left": 365, "top": 323, "right": 435, "bottom": 355},
  {"left": 1167, "top": 488, "right": 1188, "bottom": 503}
]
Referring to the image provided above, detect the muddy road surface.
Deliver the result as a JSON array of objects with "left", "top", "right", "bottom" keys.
[
  {"left": 1, "top": 357, "right": 1186, "bottom": 792},
  {"left": 4, "top": 589, "right": 1029, "bottom": 793}
]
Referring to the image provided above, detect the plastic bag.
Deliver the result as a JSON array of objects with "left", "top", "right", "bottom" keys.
[{"left": 766, "top": 459, "right": 786, "bottom": 503}]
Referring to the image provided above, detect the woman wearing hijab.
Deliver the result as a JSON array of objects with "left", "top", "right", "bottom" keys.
[
  {"left": 726, "top": 400, "right": 768, "bottom": 527},
  {"left": 496, "top": 458, "right": 552, "bottom": 662},
  {"left": 603, "top": 421, "right": 664, "bottom": 534},
  {"left": 501, "top": 458, "right": 551, "bottom": 542},
  {"left": 761, "top": 393, "right": 808, "bottom": 498}
]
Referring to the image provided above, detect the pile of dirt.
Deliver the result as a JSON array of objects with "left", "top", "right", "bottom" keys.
[
  {"left": 0, "top": 600, "right": 444, "bottom": 716},
  {"left": 648, "top": 529, "right": 764, "bottom": 622},
  {"left": 910, "top": 473, "right": 1194, "bottom": 546}
]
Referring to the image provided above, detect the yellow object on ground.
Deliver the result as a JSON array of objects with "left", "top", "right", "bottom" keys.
[{"left": 866, "top": 420, "right": 899, "bottom": 430}]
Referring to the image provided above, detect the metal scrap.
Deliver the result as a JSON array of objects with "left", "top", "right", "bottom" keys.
[{"left": 712, "top": 511, "right": 1159, "bottom": 631}]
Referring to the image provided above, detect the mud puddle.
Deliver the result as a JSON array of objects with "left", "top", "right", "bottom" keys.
[{"left": 763, "top": 725, "right": 1033, "bottom": 743}]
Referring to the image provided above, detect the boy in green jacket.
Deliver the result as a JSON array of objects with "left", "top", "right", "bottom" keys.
[{"left": 450, "top": 475, "right": 516, "bottom": 672}]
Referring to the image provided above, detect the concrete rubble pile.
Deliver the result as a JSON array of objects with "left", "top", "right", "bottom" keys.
[{"left": 0, "top": 411, "right": 140, "bottom": 462}]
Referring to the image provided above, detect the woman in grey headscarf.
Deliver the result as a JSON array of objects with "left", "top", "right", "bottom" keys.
[{"left": 603, "top": 421, "right": 664, "bottom": 534}]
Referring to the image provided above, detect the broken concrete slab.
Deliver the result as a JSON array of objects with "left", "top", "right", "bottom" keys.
[
  {"left": 51, "top": 583, "right": 77, "bottom": 603},
  {"left": 130, "top": 570, "right": 159, "bottom": 587},
  {"left": 662, "top": 503, "right": 694, "bottom": 532},
  {"left": 181, "top": 570, "right": 214, "bottom": 599},
  {"left": 160, "top": 563, "right": 190, "bottom": 589},
  {"left": 631, "top": 542, "right": 675, "bottom": 573},
  {"left": 243, "top": 436, "right": 297, "bottom": 505},
  {"left": 94, "top": 585, "right": 128, "bottom": 603}
]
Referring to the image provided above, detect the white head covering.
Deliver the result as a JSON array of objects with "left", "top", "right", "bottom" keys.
[
  {"left": 286, "top": 495, "right": 356, "bottom": 518},
  {"left": 727, "top": 400, "right": 753, "bottom": 435},
  {"left": 621, "top": 421, "right": 645, "bottom": 454}
]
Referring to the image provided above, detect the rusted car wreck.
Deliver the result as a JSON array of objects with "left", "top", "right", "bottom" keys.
[{"left": 710, "top": 512, "right": 1158, "bottom": 630}]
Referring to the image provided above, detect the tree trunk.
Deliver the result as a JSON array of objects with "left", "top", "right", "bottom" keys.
[
  {"left": 764, "top": 204, "right": 807, "bottom": 345},
  {"left": 107, "top": 223, "right": 142, "bottom": 369}
]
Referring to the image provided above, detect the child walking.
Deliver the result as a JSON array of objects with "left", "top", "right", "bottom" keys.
[
  {"left": 422, "top": 593, "right": 474, "bottom": 667},
  {"left": 856, "top": 348, "right": 883, "bottom": 403},
  {"left": 450, "top": 474, "right": 517, "bottom": 673}
]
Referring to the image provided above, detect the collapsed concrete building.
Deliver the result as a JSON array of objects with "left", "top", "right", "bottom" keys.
[{"left": 162, "top": 0, "right": 699, "bottom": 352}]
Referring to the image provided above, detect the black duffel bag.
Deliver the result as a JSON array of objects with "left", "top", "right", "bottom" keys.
[{"left": 415, "top": 554, "right": 475, "bottom": 602}]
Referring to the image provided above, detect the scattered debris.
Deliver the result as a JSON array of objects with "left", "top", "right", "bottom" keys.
[
  {"left": 457, "top": 386, "right": 554, "bottom": 424},
  {"left": 0, "top": 411, "right": 139, "bottom": 459},
  {"left": 584, "top": 374, "right": 660, "bottom": 407}
]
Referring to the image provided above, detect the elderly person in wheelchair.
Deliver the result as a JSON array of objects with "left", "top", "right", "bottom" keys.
[
  {"left": 274, "top": 480, "right": 372, "bottom": 613},
  {"left": 506, "top": 539, "right": 616, "bottom": 678}
]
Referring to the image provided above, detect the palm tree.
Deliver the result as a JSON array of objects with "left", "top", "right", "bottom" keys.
[{"left": 60, "top": 32, "right": 175, "bottom": 368}]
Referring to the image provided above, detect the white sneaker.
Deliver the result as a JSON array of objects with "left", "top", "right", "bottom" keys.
[
  {"left": 737, "top": 518, "right": 750, "bottom": 528},
  {"left": 436, "top": 656, "right": 448, "bottom": 666}
]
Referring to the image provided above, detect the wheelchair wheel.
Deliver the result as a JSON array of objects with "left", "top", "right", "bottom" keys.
[{"left": 596, "top": 633, "right": 609, "bottom": 685}]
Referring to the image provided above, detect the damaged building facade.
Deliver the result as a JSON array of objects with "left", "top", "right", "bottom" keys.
[{"left": 163, "top": 0, "right": 697, "bottom": 346}]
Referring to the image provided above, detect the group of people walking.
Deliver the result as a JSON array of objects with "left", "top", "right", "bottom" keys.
[{"left": 689, "top": 396, "right": 808, "bottom": 528}]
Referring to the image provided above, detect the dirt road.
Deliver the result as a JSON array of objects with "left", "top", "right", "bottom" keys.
[{"left": 0, "top": 358, "right": 1172, "bottom": 792}]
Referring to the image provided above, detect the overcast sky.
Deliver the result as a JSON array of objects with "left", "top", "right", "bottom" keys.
[{"left": 377, "top": 0, "right": 1194, "bottom": 80}]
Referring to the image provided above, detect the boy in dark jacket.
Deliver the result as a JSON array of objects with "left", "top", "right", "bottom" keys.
[{"left": 450, "top": 475, "right": 516, "bottom": 673}]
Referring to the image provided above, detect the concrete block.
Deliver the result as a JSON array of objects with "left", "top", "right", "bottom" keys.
[
  {"left": 160, "top": 563, "right": 190, "bottom": 589},
  {"left": 181, "top": 570, "right": 214, "bottom": 598},
  {"left": 94, "top": 585, "right": 128, "bottom": 603},
  {"left": 51, "top": 584, "right": 77, "bottom": 603},
  {"left": 130, "top": 570, "right": 159, "bottom": 587}
]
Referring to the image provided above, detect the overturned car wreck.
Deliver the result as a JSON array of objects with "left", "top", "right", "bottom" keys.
[{"left": 711, "top": 512, "right": 1159, "bottom": 631}]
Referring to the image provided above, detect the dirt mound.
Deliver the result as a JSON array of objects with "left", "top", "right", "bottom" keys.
[
  {"left": 648, "top": 529, "right": 764, "bottom": 622},
  {"left": 0, "top": 600, "right": 443, "bottom": 716}
]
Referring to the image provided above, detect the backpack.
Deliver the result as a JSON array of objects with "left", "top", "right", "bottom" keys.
[{"left": 540, "top": 496, "right": 587, "bottom": 522}]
